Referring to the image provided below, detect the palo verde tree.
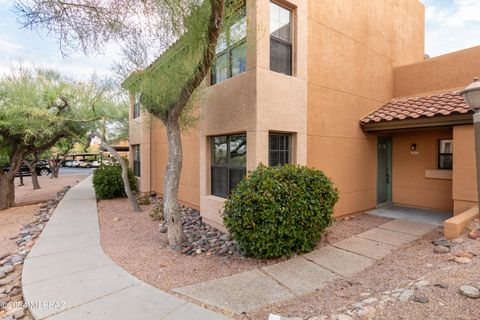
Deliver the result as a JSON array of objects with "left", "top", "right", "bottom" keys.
[
  {"left": 16, "top": 0, "right": 247, "bottom": 245},
  {"left": 85, "top": 79, "right": 142, "bottom": 212},
  {"left": 0, "top": 68, "right": 93, "bottom": 210}
]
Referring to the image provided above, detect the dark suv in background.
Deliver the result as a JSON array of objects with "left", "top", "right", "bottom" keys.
[{"left": 2, "top": 160, "right": 51, "bottom": 176}]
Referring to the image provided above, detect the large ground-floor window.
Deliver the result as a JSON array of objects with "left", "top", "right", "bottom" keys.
[{"left": 211, "top": 134, "right": 247, "bottom": 198}]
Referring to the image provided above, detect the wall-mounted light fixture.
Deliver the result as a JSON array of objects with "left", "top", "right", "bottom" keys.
[{"left": 410, "top": 143, "right": 417, "bottom": 151}]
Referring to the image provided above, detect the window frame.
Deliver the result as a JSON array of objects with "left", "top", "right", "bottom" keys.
[
  {"left": 211, "top": 134, "right": 247, "bottom": 198},
  {"left": 133, "top": 93, "right": 141, "bottom": 119},
  {"left": 438, "top": 139, "right": 453, "bottom": 170},
  {"left": 132, "top": 144, "right": 141, "bottom": 177},
  {"left": 269, "top": 1, "right": 293, "bottom": 76},
  {"left": 269, "top": 133, "right": 292, "bottom": 166},
  {"left": 211, "top": 5, "right": 247, "bottom": 85}
]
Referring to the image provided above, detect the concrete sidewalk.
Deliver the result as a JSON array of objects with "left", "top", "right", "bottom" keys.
[
  {"left": 174, "top": 219, "right": 437, "bottom": 314},
  {"left": 22, "top": 177, "right": 230, "bottom": 320}
]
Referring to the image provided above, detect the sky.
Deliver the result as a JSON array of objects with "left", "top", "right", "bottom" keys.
[{"left": 0, "top": 0, "right": 479, "bottom": 79}]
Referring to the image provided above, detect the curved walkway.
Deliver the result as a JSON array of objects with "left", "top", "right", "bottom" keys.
[{"left": 22, "top": 177, "right": 230, "bottom": 320}]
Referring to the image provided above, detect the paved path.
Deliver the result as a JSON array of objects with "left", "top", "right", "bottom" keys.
[
  {"left": 22, "top": 177, "right": 230, "bottom": 320},
  {"left": 174, "top": 219, "right": 437, "bottom": 314}
]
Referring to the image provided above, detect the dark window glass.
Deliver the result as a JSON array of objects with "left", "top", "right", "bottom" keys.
[
  {"left": 133, "top": 145, "right": 141, "bottom": 177},
  {"left": 213, "top": 52, "right": 229, "bottom": 84},
  {"left": 270, "top": 2, "right": 292, "bottom": 76},
  {"left": 211, "top": 134, "right": 247, "bottom": 198},
  {"left": 270, "top": 38, "right": 292, "bottom": 76},
  {"left": 211, "top": 167, "right": 228, "bottom": 198},
  {"left": 231, "top": 42, "right": 247, "bottom": 77},
  {"left": 438, "top": 139, "right": 453, "bottom": 170},
  {"left": 212, "top": 136, "right": 228, "bottom": 165},
  {"left": 133, "top": 93, "right": 141, "bottom": 119},
  {"left": 211, "top": 5, "right": 247, "bottom": 84},
  {"left": 269, "top": 133, "right": 291, "bottom": 166}
]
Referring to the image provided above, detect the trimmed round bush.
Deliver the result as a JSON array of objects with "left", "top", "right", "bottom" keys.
[
  {"left": 92, "top": 162, "right": 137, "bottom": 199},
  {"left": 223, "top": 164, "right": 339, "bottom": 258}
]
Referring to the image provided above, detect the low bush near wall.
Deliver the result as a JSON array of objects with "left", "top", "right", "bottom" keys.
[
  {"left": 223, "top": 164, "right": 339, "bottom": 259},
  {"left": 92, "top": 163, "right": 137, "bottom": 199}
]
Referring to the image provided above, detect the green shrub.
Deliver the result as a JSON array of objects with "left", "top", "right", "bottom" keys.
[
  {"left": 92, "top": 162, "right": 137, "bottom": 199},
  {"left": 223, "top": 164, "right": 339, "bottom": 259}
]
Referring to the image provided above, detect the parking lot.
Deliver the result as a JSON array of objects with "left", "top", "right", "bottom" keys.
[{"left": 59, "top": 167, "right": 94, "bottom": 176}]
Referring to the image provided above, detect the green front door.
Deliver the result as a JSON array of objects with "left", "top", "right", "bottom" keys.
[{"left": 377, "top": 138, "right": 392, "bottom": 205}]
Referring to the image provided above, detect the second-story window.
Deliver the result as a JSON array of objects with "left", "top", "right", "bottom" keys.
[
  {"left": 270, "top": 2, "right": 292, "bottom": 76},
  {"left": 133, "top": 93, "right": 141, "bottom": 119},
  {"left": 211, "top": 5, "right": 247, "bottom": 85}
]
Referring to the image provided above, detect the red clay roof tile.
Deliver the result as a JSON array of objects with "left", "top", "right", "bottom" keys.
[{"left": 361, "top": 92, "right": 472, "bottom": 124}]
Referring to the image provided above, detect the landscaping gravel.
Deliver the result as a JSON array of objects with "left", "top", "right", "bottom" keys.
[{"left": 98, "top": 198, "right": 390, "bottom": 292}]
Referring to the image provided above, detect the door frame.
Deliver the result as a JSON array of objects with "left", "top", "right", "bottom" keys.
[{"left": 377, "top": 137, "right": 392, "bottom": 207}]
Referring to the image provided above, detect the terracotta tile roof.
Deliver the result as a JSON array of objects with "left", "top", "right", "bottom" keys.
[{"left": 361, "top": 92, "right": 472, "bottom": 124}]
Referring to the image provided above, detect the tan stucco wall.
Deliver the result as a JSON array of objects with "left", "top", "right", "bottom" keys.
[
  {"left": 306, "top": 0, "right": 425, "bottom": 216},
  {"left": 199, "top": 0, "right": 309, "bottom": 227},
  {"left": 453, "top": 125, "right": 477, "bottom": 214},
  {"left": 130, "top": 0, "right": 428, "bottom": 225},
  {"left": 394, "top": 46, "right": 480, "bottom": 98},
  {"left": 151, "top": 120, "right": 201, "bottom": 209},
  {"left": 128, "top": 96, "right": 152, "bottom": 193},
  {"left": 391, "top": 129, "right": 453, "bottom": 211},
  {"left": 390, "top": 46, "right": 480, "bottom": 214}
]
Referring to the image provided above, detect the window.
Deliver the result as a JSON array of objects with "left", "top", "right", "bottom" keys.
[
  {"left": 133, "top": 145, "right": 141, "bottom": 177},
  {"left": 438, "top": 139, "right": 453, "bottom": 170},
  {"left": 269, "top": 133, "right": 291, "bottom": 166},
  {"left": 133, "top": 93, "right": 141, "bottom": 119},
  {"left": 270, "top": 2, "right": 292, "bottom": 76},
  {"left": 211, "top": 5, "right": 247, "bottom": 85},
  {"left": 211, "top": 134, "right": 247, "bottom": 198}
]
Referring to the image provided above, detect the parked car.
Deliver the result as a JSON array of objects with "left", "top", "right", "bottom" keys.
[
  {"left": 63, "top": 160, "right": 81, "bottom": 167},
  {"left": 2, "top": 161, "right": 51, "bottom": 176},
  {"left": 91, "top": 159, "right": 111, "bottom": 167},
  {"left": 78, "top": 160, "right": 92, "bottom": 168}
]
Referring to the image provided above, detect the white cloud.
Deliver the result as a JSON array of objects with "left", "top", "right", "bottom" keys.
[
  {"left": 422, "top": 0, "right": 480, "bottom": 56},
  {"left": 0, "top": 37, "right": 23, "bottom": 54}
]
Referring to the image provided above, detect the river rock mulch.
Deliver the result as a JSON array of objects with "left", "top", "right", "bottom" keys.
[
  {"left": 157, "top": 202, "right": 241, "bottom": 257},
  {"left": 153, "top": 195, "right": 391, "bottom": 259},
  {"left": 0, "top": 185, "right": 76, "bottom": 320}
]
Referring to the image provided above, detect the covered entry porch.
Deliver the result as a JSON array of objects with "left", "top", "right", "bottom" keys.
[{"left": 361, "top": 92, "right": 475, "bottom": 227}]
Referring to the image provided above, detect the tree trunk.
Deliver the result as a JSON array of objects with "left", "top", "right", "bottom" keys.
[
  {"left": 49, "top": 159, "right": 61, "bottom": 178},
  {"left": 0, "top": 175, "right": 15, "bottom": 210},
  {"left": 100, "top": 142, "right": 142, "bottom": 213},
  {"left": 29, "top": 165, "right": 41, "bottom": 190},
  {"left": 48, "top": 158, "right": 61, "bottom": 179},
  {"left": 163, "top": 119, "right": 186, "bottom": 246},
  {"left": 53, "top": 164, "right": 60, "bottom": 178}
]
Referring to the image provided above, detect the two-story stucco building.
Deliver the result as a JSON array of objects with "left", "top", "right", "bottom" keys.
[{"left": 124, "top": 0, "right": 480, "bottom": 233}]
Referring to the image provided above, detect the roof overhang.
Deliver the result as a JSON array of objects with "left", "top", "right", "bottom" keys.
[{"left": 361, "top": 113, "right": 473, "bottom": 132}]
